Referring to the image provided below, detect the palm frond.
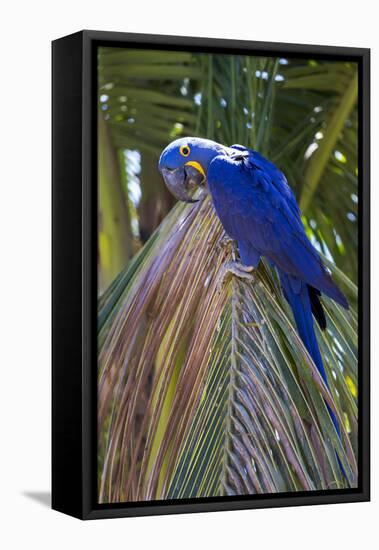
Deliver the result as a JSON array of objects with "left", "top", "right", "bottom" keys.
[
  {"left": 98, "top": 47, "right": 200, "bottom": 155},
  {"left": 98, "top": 198, "right": 358, "bottom": 502}
]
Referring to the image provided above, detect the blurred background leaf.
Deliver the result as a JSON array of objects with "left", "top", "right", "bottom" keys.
[
  {"left": 98, "top": 48, "right": 200, "bottom": 289},
  {"left": 97, "top": 49, "right": 358, "bottom": 502}
]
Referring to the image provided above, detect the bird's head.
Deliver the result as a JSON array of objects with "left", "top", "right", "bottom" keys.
[{"left": 159, "top": 137, "right": 224, "bottom": 202}]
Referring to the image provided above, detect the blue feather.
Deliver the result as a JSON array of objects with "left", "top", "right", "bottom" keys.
[{"left": 279, "top": 271, "right": 344, "bottom": 452}]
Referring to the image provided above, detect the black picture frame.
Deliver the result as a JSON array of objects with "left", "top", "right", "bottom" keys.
[{"left": 52, "top": 30, "right": 370, "bottom": 520}]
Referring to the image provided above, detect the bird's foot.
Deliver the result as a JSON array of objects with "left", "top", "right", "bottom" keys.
[
  {"left": 217, "top": 260, "right": 255, "bottom": 291},
  {"left": 217, "top": 235, "right": 236, "bottom": 255}
]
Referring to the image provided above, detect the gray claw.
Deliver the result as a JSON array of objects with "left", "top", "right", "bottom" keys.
[{"left": 217, "top": 260, "right": 255, "bottom": 291}]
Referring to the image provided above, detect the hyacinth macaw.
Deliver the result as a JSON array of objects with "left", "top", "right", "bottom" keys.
[{"left": 159, "top": 137, "right": 349, "bottom": 448}]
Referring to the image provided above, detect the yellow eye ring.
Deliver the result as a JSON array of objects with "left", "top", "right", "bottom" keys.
[{"left": 180, "top": 145, "right": 190, "bottom": 157}]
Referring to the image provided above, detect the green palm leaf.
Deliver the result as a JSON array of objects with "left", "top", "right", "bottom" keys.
[{"left": 98, "top": 47, "right": 200, "bottom": 155}]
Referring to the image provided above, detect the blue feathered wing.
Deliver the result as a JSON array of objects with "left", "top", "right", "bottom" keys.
[{"left": 208, "top": 146, "right": 348, "bottom": 310}]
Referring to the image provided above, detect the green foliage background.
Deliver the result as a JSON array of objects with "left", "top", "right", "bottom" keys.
[{"left": 97, "top": 48, "right": 358, "bottom": 503}]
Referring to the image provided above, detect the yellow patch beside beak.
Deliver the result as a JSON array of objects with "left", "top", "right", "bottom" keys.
[{"left": 185, "top": 161, "right": 206, "bottom": 178}]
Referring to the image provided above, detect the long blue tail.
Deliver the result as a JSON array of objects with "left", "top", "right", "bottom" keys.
[{"left": 278, "top": 271, "right": 344, "bottom": 464}]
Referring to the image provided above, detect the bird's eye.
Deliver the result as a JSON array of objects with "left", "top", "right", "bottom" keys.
[{"left": 180, "top": 145, "right": 190, "bottom": 157}]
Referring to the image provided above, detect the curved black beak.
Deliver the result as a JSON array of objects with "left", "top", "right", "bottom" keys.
[{"left": 161, "top": 165, "right": 206, "bottom": 203}]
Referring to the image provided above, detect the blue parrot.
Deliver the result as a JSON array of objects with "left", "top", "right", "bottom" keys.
[{"left": 159, "top": 137, "right": 349, "bottom": 455}]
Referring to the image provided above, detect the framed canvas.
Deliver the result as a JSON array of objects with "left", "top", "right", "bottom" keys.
[{"left": 52, "top": 30, "right": 370, "bottom": 520}]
